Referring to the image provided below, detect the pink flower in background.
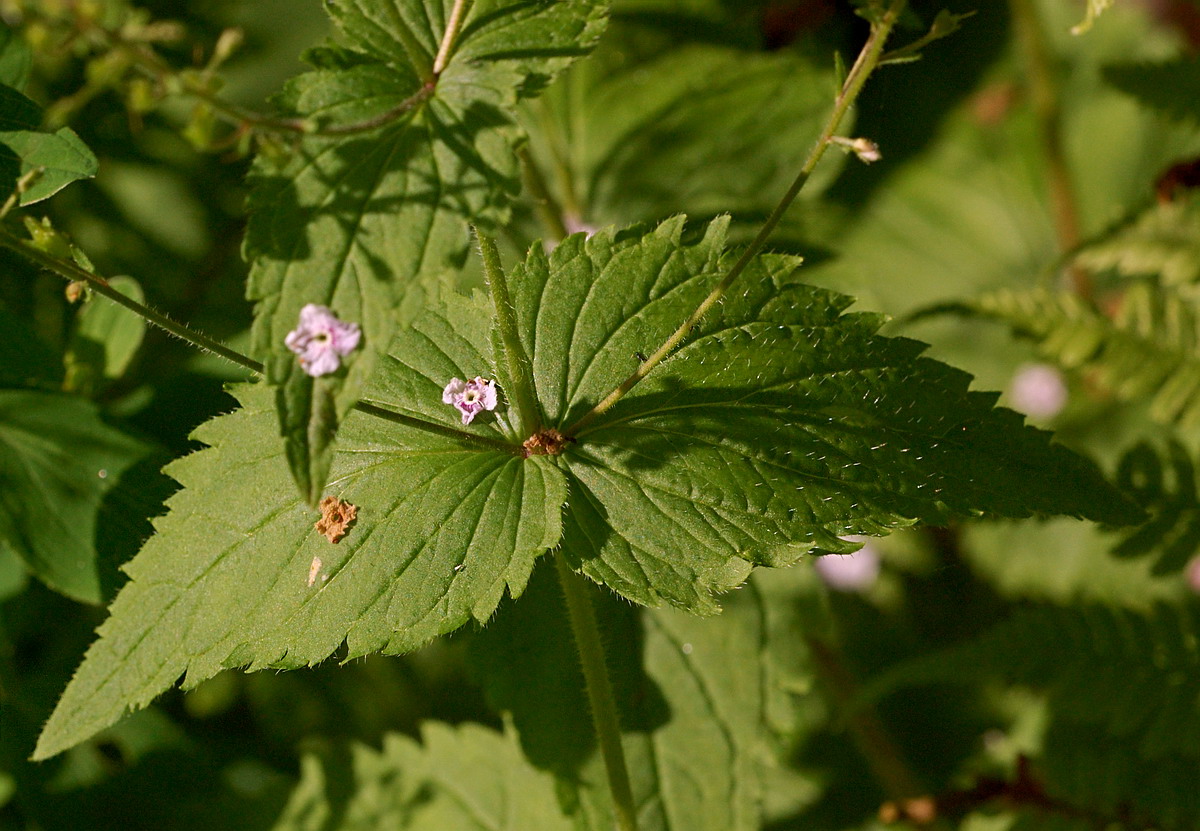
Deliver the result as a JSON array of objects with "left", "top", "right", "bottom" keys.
[
  {"left": 443, "top": 376, "right": 498, "bottom": 425},
  {"left": 814, "top": 538, "right": 881, "bottom": 593},
  {"left": 1187, "top": 556, "right": 1200, "bottom": 594},
  {"left": 285, "top": 304, "right": 361, "bottom": 377},
  {"left": 1009, "top": 363, "right": 1068, "bottom": 420}
]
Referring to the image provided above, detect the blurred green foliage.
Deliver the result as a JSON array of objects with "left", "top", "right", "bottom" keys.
[{"left": 1, "top": 0, "right": 1200, "bottom": 829}]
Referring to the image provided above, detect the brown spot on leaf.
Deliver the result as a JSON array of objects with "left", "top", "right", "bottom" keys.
[
  {"left": 315, "top": 495, "right": 357, "bottom": 544},
  {"left": 522, "top": 429, "right": 575, "bottom": 457}
]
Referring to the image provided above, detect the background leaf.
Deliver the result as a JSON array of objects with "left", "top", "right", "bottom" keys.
[
  {"left": 868, "top": 601, "right": 1200, "bottom": 829},
  {"left": 1105, "top": 57, "right": 1200, "bottom": 125},
  {"left": 246, "top": 0, "right": 606, "bottom": 505},
  {"left": 472, "top": 560, "right": 770, "bottom": 831},
  {"left": 0, "top": 84, "right": 97, "bottom": 205},
  {"left": 64, "top": 276, "right": 147, "bottom": 395},
  {"left": 1109, "top": 438, "right": 1200, "bottom": 574},
  {"left": 0, "top": 390, "right": 152, "bottom": 603},
  {"left": 927, "top": 285, "right": 1200, "bottom": 428},
  {"left": 521, "top": 41, "right": 842, "bottom": 241},
  {"left": 271, "top": 723, "right": 574, "bottom": 831},
  {"left": 0, "top": 23, "right": 31, "bottom": 89},
  {"left": 1072, "top": 192, "right": 1200, "bottom": 286}
]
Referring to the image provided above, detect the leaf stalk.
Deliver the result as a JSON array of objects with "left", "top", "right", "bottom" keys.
[
  {"left": 433, "top": 0, "right": 473, "bottom": 76},
  {"left": 555, "top": 553, "right": 639, "bottom": 831},
  {"left": 564, "top": 0, "right": 909, "bottom": 436},
  {"left": 0, "top": 223, "right": 264, "bottom": 374},
  {"left": 476, "top": 230, "right": 543, "bottom": 436}
]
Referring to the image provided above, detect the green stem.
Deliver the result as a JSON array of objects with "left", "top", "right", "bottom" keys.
[
  {"left": 805, "top": 635, "right": 925, "bottom": 801},
  {"left": 475, "top": 230, "right": 542, "bottom": 436},
  {"left": 564, "top": 0, "right": 908, "bottom": 437},
  {"left": 433, "top": 0, "right": 472, "bottom": 76},
  {"left": 0, "top": 224, "right": 264, "bottom": 374},
  {"left": 0, "top": 224, "right": 520, "bottom": 451},
  {"left": 47, "top": 11, "right": 433, "bottom": 138},
  {"left": 126, "top": 39, "right": 434, "bottom": 137},
  {"left": 518, "top": 145, "right": 570, "bottom": 243},
  {"left": 355, "top": 400, "right": 519, "bottom": 453},
  {"left": 1009, "top": 0, "right": 1090, "bottom": 299},
  {"left": 555, "top": 553, "right": 639, "bottom": 831}
]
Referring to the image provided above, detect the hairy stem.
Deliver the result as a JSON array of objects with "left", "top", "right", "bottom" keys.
[
  {"left": 0, "top": 224, "right": 518, "bottom": 451},
  {"left": 433, "top": 0, "right": 472, "bottom": 76},
  {"left": 564, "top": 0, "right": 909, "bottom": 437},
  {"left": 476, "top": 230, "right": 543, "bottom": 436},
  {"left": 1009, "top": 0, "right": 1090, "bottom": 299},
  {"left": 0, "top": 224, "right": 263, "bottom": 374},
  {"left": 555, "top": 553, "right": 639, "bottom": 831},
  {"left": 354, "top": 400, "right": 519, "bottom": 453}
]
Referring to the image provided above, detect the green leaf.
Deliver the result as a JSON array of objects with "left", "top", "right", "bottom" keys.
[
  {"left": 271, "top": 723, "right": 575, "bottom": 831},
  {"left": 0, "top": 24, "right": 31, "bottom": 89},
  {"left": 1073, "top": 193, "right": 1200, "bottom": 285},
  {"left": 1110, "top": 438, "right": 1200, "bottom": 574},
  {"left": 927, "top": 285, "right": 1200, "bottom": 428},
  {"left": 0, "top": 84, "right": 98, "bottom": 205},
  {"left": 1105, "top": 57, "right": 1200, "bottom": 126},
  {"left": 879, "top": 10, "right": 974, "bottom": 65},
  {"left": 34, "top": 294, "right": 568, "bottom": 760},
  {"left": 0, "top": 391, "right": 151, "bottom": 603},
  {"left": 0, "top": 300, "right": 63, "bottom": 388},
  {"left": 246, "top": 0, "right": 606, "bottom": 505},
  {"left": 868, "top": 602, "right": 1200, "bottom": 760},
  {"left": 507, "top": 218, "right": 1140, "bottom": 611},
  {"left": 522, "top": 43, "right": 840, "bottom": 236},
  {"left": 472, "top": 560, "right": 769, "bottom": 831},
  {"left": 64, "top": 276, "right": 148, "bottom": 394},
  {"left": 1038, "top": 721, "right": 1200, "bottom": 831}
]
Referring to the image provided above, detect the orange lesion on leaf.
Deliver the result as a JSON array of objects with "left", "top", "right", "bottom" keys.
[
  {"left": 315, "top": 495, "right": 358, "bottom": 543},
  {"left": 522, "top": 428, "right": 575, "bottom": 458}
]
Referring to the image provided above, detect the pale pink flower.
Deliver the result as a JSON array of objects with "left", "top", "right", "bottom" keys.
[
  {"left": 814, "top": 537, "right": 881, "bottom": 592},
  {"left": 1009, "top": 363, "right": 1068, "bottom": 420},
  {"left": 285, "top": 304, "right": 361, "bottom": 377},
  {"left": 443, "top": 376, "right": 498, "bottom": 425},
  {"left": 1187, "top": 556, "right": 1200, "bottom": 594}
]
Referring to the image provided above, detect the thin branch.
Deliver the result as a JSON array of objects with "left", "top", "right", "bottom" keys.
[
  {"left": 806, "top": 635, "right": 926, "bottom": 802},
  {"left": 35, "top": 9, "right": 435, "bottom": 139},
  {"left": 564, "top": 0, "right": 910, "bottom": 437},
  {"left": 355, "top": 400, "right": 519, "bottom": 453},
  {"left": 0, "top": 223, "right": 264, "bottom": 374},
  {"left": 1009, "top": 0, "right": 1090, "bottom": 299},
  {"left": 0, "top": 223, "right": 518, "bottom": 450}
]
